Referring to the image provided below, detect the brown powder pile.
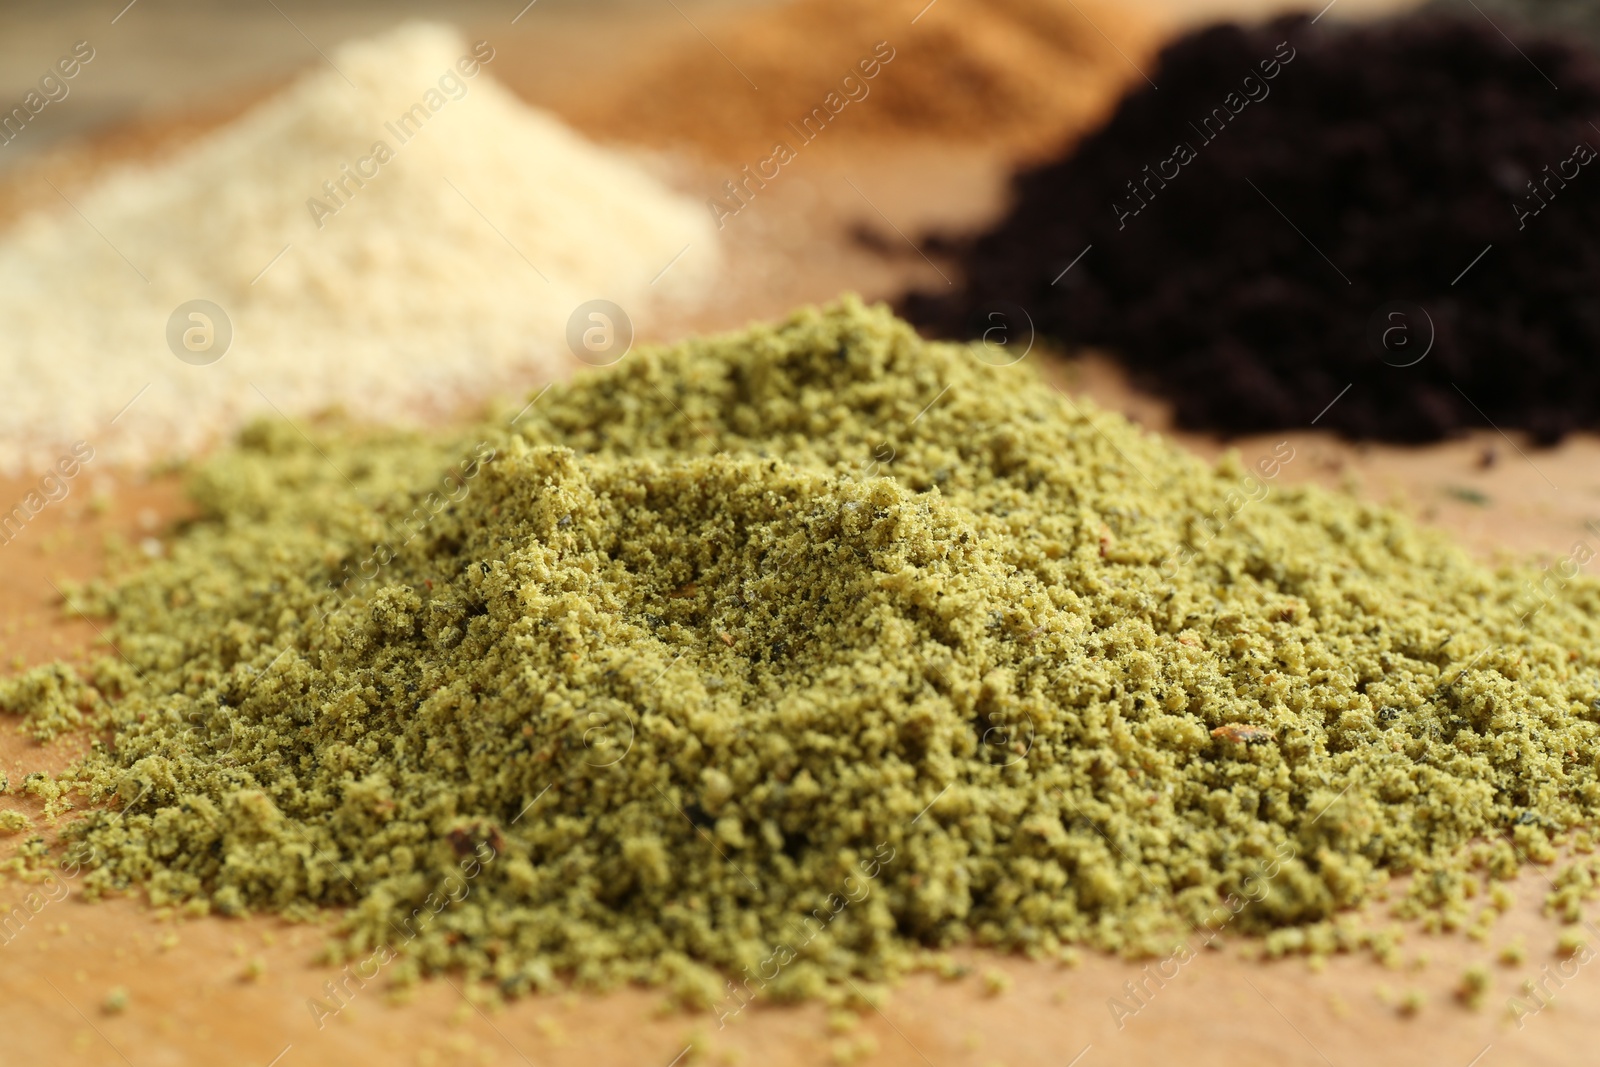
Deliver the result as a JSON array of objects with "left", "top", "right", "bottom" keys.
[{"left": 556, "top": 0, "right": 1163, "bottom": 162}]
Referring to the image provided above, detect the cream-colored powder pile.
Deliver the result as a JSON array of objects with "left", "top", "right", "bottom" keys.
[{"left": 0, "top": 22, "right": 716, "bottom": 473}]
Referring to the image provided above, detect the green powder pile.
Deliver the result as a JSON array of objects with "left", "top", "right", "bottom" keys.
[{"left": 6, "top": 298, "right": 1600, "bottom": 1002}]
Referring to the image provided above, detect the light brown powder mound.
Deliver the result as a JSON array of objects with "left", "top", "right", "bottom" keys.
[{"left": 556, "top": 0, "right": 1164, "bottom": 162}]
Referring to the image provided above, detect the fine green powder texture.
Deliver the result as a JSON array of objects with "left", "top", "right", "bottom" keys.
[{"left": 6, "top": 298, "right": 1600, "bottom": 1001}]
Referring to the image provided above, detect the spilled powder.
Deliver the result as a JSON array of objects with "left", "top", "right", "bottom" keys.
[
  {"left": 558, "top": 0, "right": 1161, "bottom": 163},
  {"left": 6, "top": 299, "right": 1600, "bottom": 1003},
  {"left": 0, "top": 22, "right": 716, "bottom": 474}
]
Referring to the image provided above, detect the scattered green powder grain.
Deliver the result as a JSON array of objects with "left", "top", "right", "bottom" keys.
[
  {"left": 1443, "top": 486, "right": 1491, "bottom": 507},
  {"left": 830, "top": 1037, "right": 877, "bottom": 1066},
  {"left": 102, "top": 987, "right": 128, "bottom": 1015},
  {"left": 981, "top": 968, "right": 1011, "bottom": 996},
  {"left": 1557, "top": 927, "right": 1589, "bottom": 957},
  {"left": 240, "top": 956, "right": 266, "bottom": 983},
  {"left": 0, "top": 662, "right": 104, "bottom": 742},
  {"left": 1545, "top": 858, "right": 1598, "bottom": 923},
  {"left": 1398, "top": 988, "right": 1426, "bottom": 1016},
  {"left": 1499, "top": 939, "right": 1526, "bottom": 967},
  {"left": 1456, "top": 963, "right": 1490, "bottom": 1009},
  {"left": 0, "top": 810, "right": 29, "bottom": 835},
  {"left": 7, "top": 298, "right": 1600, "bottom": 1003},
  {"left": 681, "top": 1030, "right": 710, "bottom": 1063},
  {"left": 385, "top": 986, "right": 417, "bottom": 1008}
]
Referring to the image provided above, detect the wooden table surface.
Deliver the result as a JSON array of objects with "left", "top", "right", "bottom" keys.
[{"left": 5, "top": 2, "right": 1598, "bottom": 1065}]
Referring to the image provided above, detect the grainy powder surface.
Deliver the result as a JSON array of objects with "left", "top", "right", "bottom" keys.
[
  {"left": 6, "top": 300, "right": 1600, "bottom": 1003},
  {"left": 0, "top": 22, "right": 715, "bottom": 473}
]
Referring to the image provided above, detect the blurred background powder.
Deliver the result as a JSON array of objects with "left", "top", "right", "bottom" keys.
[
  {"left": 13, "top": 0, "right": 1568, "bottom": 474},
  {"left": 0, "top": 22, "right": 715, "bottom": 473},
  {"left": 0, "top": 0, "right": 1420, "bottom": 173},
  {"left": 905, "top": 14, "right": 1600, "bottom": 443},
  {"left": 554, "top": 0, "right": 1163, "bottom": 163}
]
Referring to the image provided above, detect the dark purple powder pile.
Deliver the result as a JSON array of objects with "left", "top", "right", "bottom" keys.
[{"left": 903, "top": 16, "right": 1600, "bottom": 443}]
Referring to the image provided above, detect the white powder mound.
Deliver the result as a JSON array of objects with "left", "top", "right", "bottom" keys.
[{"left": 0, "top": 23, "right": 718, "bottom": 473}]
